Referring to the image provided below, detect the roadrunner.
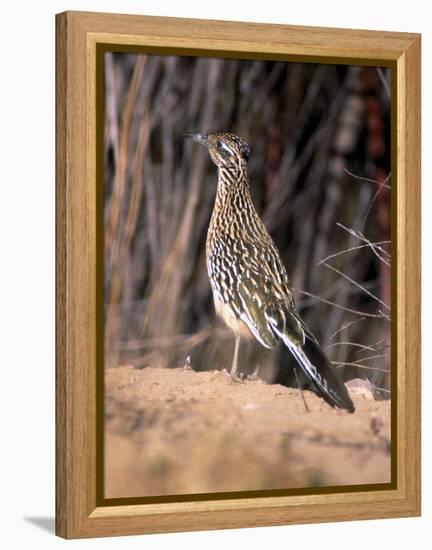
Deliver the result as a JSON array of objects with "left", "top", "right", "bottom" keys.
[{"left": 185, "top": 132, "right": 355, "bottom": 413}]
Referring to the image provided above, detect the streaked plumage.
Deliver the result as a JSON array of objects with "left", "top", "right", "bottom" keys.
[{"left": 185, "top": 132, "right": 354, "bottom": 412}]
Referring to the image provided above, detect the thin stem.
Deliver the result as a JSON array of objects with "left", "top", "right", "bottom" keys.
[
  {"left": 322, "top": 262, "right": 391, "bottom": 311},
  {"left": 332, "top": 362, "right": 390, "bottom": 373},
  {"left": 293, "top": 367, "right": 310, "bottom": 413},
  {"left": 318, "top": 242, "right": 391, "bottom": 267},
  {"left": 296, "top": 290, "right": 389, "bottom": 320},
  {"left": 344, "top": 168, "right": 391, "bottom": 189}
]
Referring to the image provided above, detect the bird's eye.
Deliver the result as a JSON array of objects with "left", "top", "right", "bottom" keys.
[{"left": 216, "top": 140, "right": 223, "bottom": 148}]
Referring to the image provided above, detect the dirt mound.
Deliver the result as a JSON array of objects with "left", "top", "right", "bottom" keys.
[{"left": 105, "top": 366, "right": 391, "bottom": 498}]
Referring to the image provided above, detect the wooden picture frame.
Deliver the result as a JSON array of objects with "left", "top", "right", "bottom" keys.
[{"left": 56, "top": 11, "right": 421, "bottom": 539}]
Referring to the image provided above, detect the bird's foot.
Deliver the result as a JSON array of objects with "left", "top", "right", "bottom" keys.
[
  {"left": 222, "top": 368, "right": 245, "bottom": 384},
  {"left": 246, "top": 364, "right": 261, "bottom": 381},
  {"left": 181, "top": 355, "right": 193, "bottom": 371},
  {"left": 209, "top": 369, "right": 244, "bottom": 384}
]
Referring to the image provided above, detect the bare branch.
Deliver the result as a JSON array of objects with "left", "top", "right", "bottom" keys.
[
  {"left": 377, "top": 309, "right": 392, "bottom": 322},
  {"left": 344, "top": 168, "right": 391, "bottom": 189},
  {"left": 355, "top": 338, "right": 390, "bottom": 355},
  {"left": 296, "top": 290, "right": 389, "bottom": 320},
  {"left": 336, "top": 222, "right": 391, "bottom": 263},
  {"left": 322, "top": 262, "right": 391, "bottom": 311},
  {"left": 328, "top": 318, "right": 366, "bottom": 341},
  {"left": 332, "top": 361, "right": 390, "bottom": 373},
  {"left": 318, "top": 241, "right": 391, "bottom": 267},
  {"left": 350, "top": 354, "right": 389, "bottom": 364},
  {"left": 325, "top": 341, "right": 377, "bottom": 352}
]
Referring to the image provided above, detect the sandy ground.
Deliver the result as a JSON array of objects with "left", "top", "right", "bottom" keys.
[{"left": 105, "top": 366, "right": 391, "bottom": 498}]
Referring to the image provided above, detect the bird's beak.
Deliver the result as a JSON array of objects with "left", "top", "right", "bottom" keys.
[{"left": 184, "top": 132, "right": 210, "bottom": 148}]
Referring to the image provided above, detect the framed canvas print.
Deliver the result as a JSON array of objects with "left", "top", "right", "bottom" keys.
[{"left": 56, "top": 11, "right": 421, "bottom": 538}]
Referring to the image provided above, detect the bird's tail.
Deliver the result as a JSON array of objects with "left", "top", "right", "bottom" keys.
[{"left": 276, "top": 330, "right": 355, "bottom": 413}]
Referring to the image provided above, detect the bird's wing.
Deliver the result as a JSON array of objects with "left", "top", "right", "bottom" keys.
[
  {"left": 264, "top": 298, "right": 354, "bottom": 412},
  {"left": 259, "top": 235, "right": 321, "bottom": 346},
  {"left": 236, "top": 274, "right": 279, "bottom": 349},
  {"left": 228, "top": 237, "right": 301, "bottom": 349}
]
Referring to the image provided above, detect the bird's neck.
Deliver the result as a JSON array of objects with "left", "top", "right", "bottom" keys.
[
  {"left": 214, "top": 164, "right": 251, "bottom": 210},
  {"left": 207, "top": 165, "right": 257, "bottom": 251}
]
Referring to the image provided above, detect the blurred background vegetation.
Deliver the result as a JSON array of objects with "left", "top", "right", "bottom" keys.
[{"left": 104, "top": 53, "right": 391, "bottom": 393}]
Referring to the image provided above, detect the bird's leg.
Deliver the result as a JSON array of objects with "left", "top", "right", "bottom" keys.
[
  {"left": 231, "top": 335, "right": 240, "bottom": 376},
  {"left": 220, "top": 336, "right": 243, "bottom": 383},
  {"left": 226, "top": 335, "right": 243, "bottom": 381}
]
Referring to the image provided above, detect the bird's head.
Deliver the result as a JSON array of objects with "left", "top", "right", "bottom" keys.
[{"left": 185, "top": 132, "right": 250, "bottom": 171}]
